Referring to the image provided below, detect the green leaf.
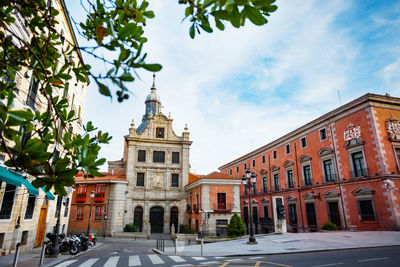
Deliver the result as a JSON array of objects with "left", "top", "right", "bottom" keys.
[
  {"left": 244, "top": 5, "right": 267, "bottom": 25},
  {"left": 189, "top": 24, "right": 195, "bottom": 39},
  {"left": 141, "top": 63, "right": 162, "bottom": 72},
  {"left": 185, "top": 6, "right": 194, "bottom": 17},
  {"left": 96, "top": 81, "right": 111, "bottom": 97},
  {"left": 200, "top": 23, "right": 213, "bottom": 33},
  {"left": 230, "top": 6, "right": 241, "bottom": 28},
  {"left": 215, "top": 18, "right": 225, "bottom": 30}
]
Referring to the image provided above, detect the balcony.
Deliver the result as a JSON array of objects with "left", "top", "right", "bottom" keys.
[
  {"left": 94, "top": 192, "right": 105, "bottom": 202},
  {"left": 186, "top": 205, "right": 192, "bottom": 214},
  {"left": 192, "top": 204, "right": 199, "bottom": 214},
  {"left": 76, "top": 193, "right": 86, "bottom": 202},
  {"left": 212, "top": 203, "right": 233, "bottom": 213}
]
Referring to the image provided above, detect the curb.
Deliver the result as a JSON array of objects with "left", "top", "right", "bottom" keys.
[{"left": 152, "top": 248, "right": 165, "bottom": 255}]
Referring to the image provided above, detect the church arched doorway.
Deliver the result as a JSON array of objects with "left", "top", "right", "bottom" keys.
[
  {"left": 134, "top": 206, "right": 143, "bottom": 232},
  {"left": 170, "top": 207, "right": 179, "bottom": 233},
  {"left": 150, "top": 206, "right": 164, "bottom": 233}
]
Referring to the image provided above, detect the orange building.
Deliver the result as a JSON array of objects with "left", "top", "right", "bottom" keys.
[
  {"left": 219, "top": 93, "right": 400, "bottom": 232},
  {"left": 68, "top": 174, "right": 127, "bottom": 235},
  {"left": 185, "top": 172, "right": 241, "bottom": 236}
]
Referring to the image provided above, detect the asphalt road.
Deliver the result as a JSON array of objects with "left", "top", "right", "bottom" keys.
[{"left": 48, "top": 238, "right": 400, "bottom": 267}]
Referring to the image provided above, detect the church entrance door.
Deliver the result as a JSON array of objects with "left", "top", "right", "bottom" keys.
[{"left": 150, "top": 206, "right": 164, "bottom": 233}]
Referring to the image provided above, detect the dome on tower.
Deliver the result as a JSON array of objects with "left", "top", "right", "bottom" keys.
[{"left": 145, "top": 88, "right": 160, "bottom": 103}]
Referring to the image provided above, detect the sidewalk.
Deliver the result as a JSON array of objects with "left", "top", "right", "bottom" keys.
[
  {"left": 162, "top": 231, "right": 400, "bottom": 256},
  {"left": 0, "top": 243, "right": 103, "bottom": 267}
]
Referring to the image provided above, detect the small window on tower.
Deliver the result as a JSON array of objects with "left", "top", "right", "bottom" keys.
[{"left": 156, "top": 128, "right": 164, "bottom": 138}]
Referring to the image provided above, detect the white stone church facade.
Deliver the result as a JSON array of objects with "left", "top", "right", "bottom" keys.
[{"left": 106, "top": 76, "right": 192, "bottom": 235}]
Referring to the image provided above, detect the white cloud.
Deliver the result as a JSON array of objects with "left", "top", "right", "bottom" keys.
[{"left": 73, "top": 0, "right": 399, "bottom": 174}]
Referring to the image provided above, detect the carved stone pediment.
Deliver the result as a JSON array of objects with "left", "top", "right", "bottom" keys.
[
  {"left": 344, "top": 138, "right": 365, "bottom": 149},
  {"left": 318, "top": 147, "right": 334, "bottom": 157},
  {"left": 243, "top": 200, "right": 248, "bottom": 205},
  {"left": 259, "top": 168, "right": 268, "bottom": 175},
  {"left": 303, "top": 192, "right": 314, "bottom": 200},
  {"left": 352, "top": 186, "right": 375, "bottom": 195},
  {"left": 287, "top": 195, "right": 297, "bottom": 201},
  {"left": 323, "top": 190, "right": 340, "bottom": 198},
  {"left": 299, "top": 154, "right": 312, "bottom": 163},
  {"left": 261, "top": 197, "right": 269, "bottom": 203},
  {"left": 283, "top": 160, "right": 294, "bottom": 168},
  {"left": 270, "top": 165, "right": 280, "bottom": 172},
  {"left": 252, "top": 199, "right": 258, "bottom": 204}
]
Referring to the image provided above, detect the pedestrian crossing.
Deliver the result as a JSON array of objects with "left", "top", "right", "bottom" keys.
[{"left": 53, "top": 255, "right": 235, "bottom": 267}]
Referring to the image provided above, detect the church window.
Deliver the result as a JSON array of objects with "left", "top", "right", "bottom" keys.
[
  {"left": 138, "top": 150, "right": 146, "bottom": 162},
  {"left": 136, "top": 173, "right": 145, "bottom": 186},
  {"left": 153, "top": 151, "right": 165, "bottom": 163},
  {"left": 172, "top": 152, "right": 179, "bottom": 163},
  {"left": 171, "top": 174, "right": 179, "bottom": 187},
  {"left": 156, "top": 127, "right": 164, "bottom": 138}
]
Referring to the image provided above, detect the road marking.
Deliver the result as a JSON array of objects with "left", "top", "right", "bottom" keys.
[
  {"left": 312, "top": 263, "right": 343, "bottom": 267},
  {"left": 173, "top": 265, "right": 193, "bottom": 267},
  {"left": 103, "top": 256, "right": 119, "bottom": 267},
  {"left": 214, "top": 256, "right": 226, "bottom": 259},
  {"left": 169, "top": 256, "right": 186, "bottom": 262},
  {"left": 249, "top": 256, "right": 264, "bottom": 259},
  {"left": 220, "top": 263, "right": 229, "bottom": 267},
  {"left": 148, "top": 254, "right": 165, "bottom": 264},
  {"left": 129, "top": 255, "right": 141, "bottom": 266},
  {"left": 192, "top": 257, "right": 206, "bottom": 261},
  {"left": 79, "top": 258, "right": 99, "bottom": 267},
  {"left": 225, "top": 258, "right": 241, "bottom": 262},
  {"left": 54, "top": 260, "right": 78, "bottom": 267},
  {"left": 202, "top": 261, "right": 220, "bottom": 264},
  {"left": 357, "top": 257, "right": 389, "bottom": 262}
]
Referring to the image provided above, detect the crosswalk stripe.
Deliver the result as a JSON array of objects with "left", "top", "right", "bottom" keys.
[
  {"left": 169, "top": 256, "right": 186, "bottom": 263},
  {"left": 54, "top": 260, "right": 78, "bottom": 267},
  {"left": 248, "top": 256, "right": 264, "bottom": 260},
  {"left": 79, "top": 258, "right": 99, "bottom": 267},
  {"left": 203, "top": 261, "right": 220, "bottom": 264},
  {"left": 214, "top": 256, "right": 226, "bottom": 259},
  {"left": 225, "top": 259, "right": 241, "bottom": 262},
  {"left": 129, "top": 255, "right": 141, "bottom": 266},
  {"left": 103, "top": 256, "right": 119, "bottom": 267},
  {"left": 148, "top": 254, "right": 165, "bottom": 264},
  {"left": 192, "top": 257, "right": 206, "bottom": 261}
]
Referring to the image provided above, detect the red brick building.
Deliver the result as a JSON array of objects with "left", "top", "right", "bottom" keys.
[
  {"left": 219, "top": 93, "right": 400, "bottom": 232},
  {"left": 68, "top": 174, "right": 127, "bottom": 235},
  {"left": 186, "top": 172, "right": 241, "bottom": 236}
]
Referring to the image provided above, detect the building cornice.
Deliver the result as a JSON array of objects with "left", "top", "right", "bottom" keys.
[
  {"left": 219, "top": 93, "right": 400, "bottom": 170},
  {"left": 75, "top": 180, "right": 128, "bottom": 184},
  {"left": 124, "top": 135, "right": 192, "bottom": 146},
  {"left": 185, "top": 178, "right": 241, "bottom": 190}
]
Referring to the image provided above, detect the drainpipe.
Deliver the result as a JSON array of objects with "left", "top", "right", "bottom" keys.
[
  {"left": 330, "top": 124, "right": 348, "bottom": 230},
  {"left": 268, "top": 154, "right": 274, "bottom": 232},
  {"left": 294, "top": 142, "right": 305, "bottom": 231}
]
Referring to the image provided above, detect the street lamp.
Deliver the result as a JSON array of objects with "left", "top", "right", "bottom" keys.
[
  {"left": 242, "top": 169, "right": 257, "bottom": 244},
  {"left": 87, "top": 190, "right": 95, "bottom": 235}
]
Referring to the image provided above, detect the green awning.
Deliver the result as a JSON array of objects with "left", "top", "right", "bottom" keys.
[
  {"left": 0, "top": 166, "right": 39, "bottom": 195},
  {"left": 41, "top": 187, "right": 55, "bottom": 200}
]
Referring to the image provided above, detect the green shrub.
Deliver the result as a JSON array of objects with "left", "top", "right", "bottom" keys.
[
  {"left": 179, "top": 224, "right": 186, "bottom": 234},
  {"left": 227, "top": 213, "right": 246, "bottom": 237},
  {"left": 321, "top": 222, "right": 338, "bottom": 231},
  {"left": 123, "top": 223, "right": 138, "bottom": 232},
  {"left": 183, "top": 224, "right": 195, "bottom": 234}
]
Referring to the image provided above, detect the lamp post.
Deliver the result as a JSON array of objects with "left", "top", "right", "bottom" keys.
[
  {"left": 87, "top": 190, "right": 95, "bottom": 235},
  {"left": 242, "top": 169, "right": 257, "bottom": 244}
]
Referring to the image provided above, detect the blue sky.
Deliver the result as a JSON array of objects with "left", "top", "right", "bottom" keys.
[{"left": 67, "top": 0, "right": 400, "bottom": 174}]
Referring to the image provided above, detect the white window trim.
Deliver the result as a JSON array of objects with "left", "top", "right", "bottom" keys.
[
  {"left": 392, "top": 145, "right": 400, "bottom": 172},
  {"left": 285, "top": 143, "right": 291, "bottom": 155},
  {"left": 0, "top": 185, "right": 18, "bottom": 223},
  {"left": 286, "top": 168, "right": 295, "bottom": 188},
  {"left": 347, "top": 146, "right": 368, "bottom": 177},
  {"left": 23, "top": 194, "right": 37, "bottom": 222},
  {"left": 273, "top": 150, "right": 277, "bottom": 160},
  {"left": 300, "top": 136, "right": 307, "bottom": 148},
  {"left": 301, "top": 162, "right": 312, "bottom": 186},
  {"left": 272, "top": 171, "right": 280, "bottom": 191},
  {"left": 319, "top": 127, "right": 327, "bottom": 141},
  {"left": 356, "top": 195, "right": 377, "bottom": 221},
  {"left": 320, "top": 155, "right": 336, "bottom": 182}
]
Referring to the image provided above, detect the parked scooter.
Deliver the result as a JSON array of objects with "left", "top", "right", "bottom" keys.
[
  {"left": 79, "top": 233, "right": 89, "bottom": 251},
  {"left": 89, "top": 232, "right": 96, "bottom": 246}
]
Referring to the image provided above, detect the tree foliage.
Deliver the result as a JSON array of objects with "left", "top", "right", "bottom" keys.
[
  {"left": 227, "top": 212, "right": 246, "bottom": 237},
  {"left": 0, "top": 0, "right": 277, "bottom": 195}
]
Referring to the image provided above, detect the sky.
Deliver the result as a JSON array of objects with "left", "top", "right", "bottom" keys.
[{"left": 67, "top": 0, "right": 400, "bottom": 174}]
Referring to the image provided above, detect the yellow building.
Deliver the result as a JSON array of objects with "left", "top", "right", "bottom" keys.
[{"left": 0, "top": 0, "right": 87, "bottom": 254}]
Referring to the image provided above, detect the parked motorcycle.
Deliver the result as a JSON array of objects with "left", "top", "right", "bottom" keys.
[
  {"left": 79, "top": 234, "right": 89, "bottom": 251},
  {"left": 68, "top": 235, "right": 81, "bottom": 255},
  {"left": 89, "top": 232, "right": 96, "bottom": 246}
]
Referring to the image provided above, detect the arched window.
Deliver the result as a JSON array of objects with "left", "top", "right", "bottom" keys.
[{"left": 170, "top": 207, "right": 179, "bottom": 233}]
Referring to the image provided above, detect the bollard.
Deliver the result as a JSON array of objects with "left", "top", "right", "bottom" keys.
[
  {"left": 39, "top": 241, "right": 47, "bottom": 265},
  {"left": 201, "top": 237, "right": 204, "bottom": 256},
  {"left": 174, "top": 236, "right": 177, "bottom": 254},
  {"left": 13, "top": 242, "right": 21, "bottom": 267}
]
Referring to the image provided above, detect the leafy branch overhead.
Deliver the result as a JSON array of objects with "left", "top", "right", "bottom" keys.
[{"left": 0, "top": 0, "right": 276, "bottom": 195}]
